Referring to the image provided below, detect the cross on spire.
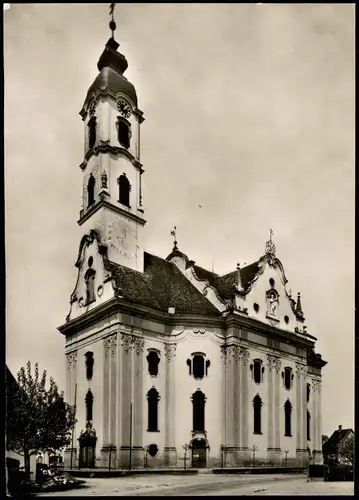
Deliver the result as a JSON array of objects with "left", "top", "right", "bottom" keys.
[
  {"left": 170, "top": 226, "right": 178, "bottom": 250},
  {"left": 109, "top": 3, "right": 116, "bottom": 38}
]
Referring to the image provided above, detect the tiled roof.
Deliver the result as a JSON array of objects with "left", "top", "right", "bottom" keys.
[
  {"left": 109, "top": 252, "right": 220, "bottom": 316},
  {"left": 323, "top": 429, "right": 354, "bottom": 454},
  {"left": 193, "top": 261, "right": 260, "bottom": 299}
]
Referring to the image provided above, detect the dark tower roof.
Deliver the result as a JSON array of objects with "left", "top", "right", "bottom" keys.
[{"left": 86, "top": 37, "right": 138, "bottom": 107}]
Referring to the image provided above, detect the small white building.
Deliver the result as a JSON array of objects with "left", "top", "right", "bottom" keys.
[{"left": 58, "top": 31, "right": 326, "bottom": 470}]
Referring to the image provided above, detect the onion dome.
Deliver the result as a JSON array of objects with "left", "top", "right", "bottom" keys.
[{"left": 86, "top": 37, "right": 137, "bottom": 107}]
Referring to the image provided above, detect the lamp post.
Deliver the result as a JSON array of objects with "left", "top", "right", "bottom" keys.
[
  {"left": 307, "top": 446, "right": 312, "bottom": 482},
  {"left": 183, "top": 444, "right": 190, "bottom": 470},
  {"left": 108, "top": 444, "right": 116, "bottom": 472},
  {"left": 143, "top": 446, "right": 150, "bottom": 470},
  {"left": 284, "top": 449, "right": 289, "bottom": 468},
  {"left": 249, "top": 445, "right": 257, "bottom": 468},
  {"left": 129, "top": 403, "right": 133, "bottom": 471},
  {"left": 220, "top": 444, "right": 226, "bottom": 469}
]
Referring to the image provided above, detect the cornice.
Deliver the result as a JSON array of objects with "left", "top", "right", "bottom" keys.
[
  {"left": 224, "top": 312, "right": 315, "bottom": 349},
  {"left": 59, "top": 296, "right": 224, "bottom": 338},
  {"left": 60, "top": 290, "right": 315, "bottom": 353},
  {"left": 77, "top": 199, "right": 146, "bottom": 227},
  {"left": 80, "top": 88, "right": 144, "bottom": 123},
  {"left": 79, "top": 141, "right": 144, "bottom": 173}
]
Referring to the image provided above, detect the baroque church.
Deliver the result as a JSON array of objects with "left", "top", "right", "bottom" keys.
[{"left": 58, "top": 18, "right": 327, "bottom": 470}]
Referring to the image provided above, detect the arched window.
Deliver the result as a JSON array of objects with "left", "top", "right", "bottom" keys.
[
  {"left": 147, "top": 388, "right": 160, "bottom": 432},
  {"left": 253, "top": 394, "right": 262, "bottom": 434},
  {"left": 192, "top": 390, "right": 206, "bottom": 432},
  {"left": 251, "top": 359, "right": 264, "bottom": 384},
  {"left": 284, "top": 399, "right": 292, "bottom": 436},
  {"left": 87, "top": 175, "right": 95, "bottom": 208},
  {"left": 117, "top": 117, "right": 131, "bottom": 149},
  {"left": 85, "top": 269, "right": 96, "bottom": 305},
  {"left": 118, "top": 174, "right": 131, "bottom": 207},
  {"left": 88, "top": 117, "right": 97, "bottom": 149},
  {"left": 307, "top": 411, "right": 311, "bottom": 441},
  {"left": 282, "top": 367, "right": 293, "bottom": 390},
  {"left": 85, "top": 352, "right": 94, "bottom": 380},
  {"left": 193, "top": 355, "right": 205, "bottom": 379},
  {"left": 147, "top": 351, "right": 160, "bottom": 377},
  {"left": 307, "top": 383, "right": 310, "bottom": 403},
  {"left": 187, "top": 353, "right": 210, "bottom": 380},
  {"left": 85, "top": 390, "right": 93, "bottom": 422}
]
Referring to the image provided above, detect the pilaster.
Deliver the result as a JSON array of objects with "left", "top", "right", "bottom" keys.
[
  {"left": 272, "top": 357, "right": 282, "bottom": 463},
  {"left": 312, "top": 379, "right": 323, "bottom": 464},
  {"left": 233, "top": 346, "right": 241, "bottom": 450},
  {"left": 119, "top": 332, "right": 133, "bottom": 468},
  {"left": 224, "top": 345, "right": 235, "bottom": 448},
  {"left": 101, "top": 336, "right": 114, "bottom": 466},
  {"left": 109, "top": 335, "right": 118, "bottom": 467},
  {"left": 295, "top": 363, "right": 307, "bottom": 465},
  {"left": 164, "top": 343, "right": 177, "bottom": 466},
  {"left": 132, "top": 335, "right": 145, "bottom": 467},
  {"left": 116, "top": 331, "right": 122, "bottom": 467},
  {"left": 238, "top": 347, "right": 250, "bottom": 464},
  {"left": 64, "top": 351, "right": 78, "bottom": 468},
  {"left": 266, "top": 354, "right": 276, "bottom": 462},
  {"left": 302, "top": 366, "right": 308, "bottom": 453}
]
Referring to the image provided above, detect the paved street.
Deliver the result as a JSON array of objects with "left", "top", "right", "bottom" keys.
[{"left": 36, "top": 473, "right": 354, "bottom": 496}]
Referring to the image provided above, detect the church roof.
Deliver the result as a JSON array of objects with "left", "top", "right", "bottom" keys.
[
  {"left": 108, "top": 252, "right": 220, "bottom": 316},
  {"left": 165, "top": 247, "right": 261, "bottom": 301},
  {"left": 219, "top": 261, "right": 261, "bottom": 296},
  {"left": 192, "top": 261, "right": 261, "bottom": 300}
]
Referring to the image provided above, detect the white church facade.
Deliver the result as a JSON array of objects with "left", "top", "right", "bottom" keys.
[{"left": 58, "top": 29, "right": 326, "bottom": 470}]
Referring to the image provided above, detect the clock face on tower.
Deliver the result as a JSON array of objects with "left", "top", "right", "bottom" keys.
[
  {"left": 109, "top": 220, "right": 133, "bottom": 254},
  {"left": 117, "top": 100, "right": 131, "bottom": 119}
]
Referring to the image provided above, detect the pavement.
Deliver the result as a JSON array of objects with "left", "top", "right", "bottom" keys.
[{"left": 35, "top": 473, "right": 354, "bottom": 496}]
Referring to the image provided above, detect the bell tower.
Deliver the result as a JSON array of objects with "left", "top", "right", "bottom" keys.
[{"left": 78, "top": 6, "right": 146, "bottom": 272}]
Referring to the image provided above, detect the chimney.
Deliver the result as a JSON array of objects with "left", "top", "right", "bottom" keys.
[{"left": 338, "top": 425, "right": 342, "bottom": 431}]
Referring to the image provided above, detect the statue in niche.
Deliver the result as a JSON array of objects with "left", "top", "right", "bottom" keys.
[{"left": 268, "top": 290, "right": 278, "bottom": 317}]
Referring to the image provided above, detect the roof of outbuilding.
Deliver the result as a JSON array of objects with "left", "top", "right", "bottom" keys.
[
  {"left": 108, "top": 252, "right": 220, "bottom": 316},
  {"left": 322, "top": 428, "right": 354, "bottom": 453}
]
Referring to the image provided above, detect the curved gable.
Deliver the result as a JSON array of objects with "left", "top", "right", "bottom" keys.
[
  {"left": 235, "top": 255, "right": 305, "bottom": 334},
  {"left": 67, "top": 230, "right": 115, "bottom": 322}
]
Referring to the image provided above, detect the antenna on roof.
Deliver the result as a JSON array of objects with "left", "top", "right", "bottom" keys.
[{"left": 212, "top": 259, "right": 215, "bottom": 273}]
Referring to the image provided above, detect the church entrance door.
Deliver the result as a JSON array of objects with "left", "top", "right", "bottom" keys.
[
  {"left": 78, "top": 421, "right": 97, "bottom": 469},
  {"left": 191, "top": 439, "right": 207, "bottom": 468}
]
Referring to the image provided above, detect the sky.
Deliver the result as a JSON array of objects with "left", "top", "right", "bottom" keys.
[{"left": 4, "top": 3, "right": 354, "bottom": 436}]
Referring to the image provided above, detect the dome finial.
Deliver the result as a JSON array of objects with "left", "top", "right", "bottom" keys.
[
  {"left": 170, "top": 226, "right": 178, "bottom": 251},
  {"left": 265, "top": 227, "right": 276, "bottom": 256},
  {"left": 109, "top": 3, "right": 117, "bottom": 39}
]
